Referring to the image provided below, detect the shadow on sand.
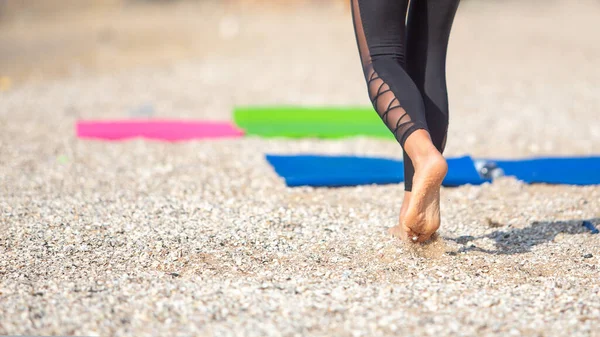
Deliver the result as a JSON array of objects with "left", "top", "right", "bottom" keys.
[{"left": 446, "top": 218, "right": 599, "bottom": 255}]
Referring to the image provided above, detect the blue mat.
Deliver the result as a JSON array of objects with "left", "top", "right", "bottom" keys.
[
  {"left": 491, "top": 157, "right": 600, "bottom": 186},
  {"left": 266, "top": 155, "right": 488, "bottom": 187},
  {"left": 266, "top": 154, "right": 600, "bottom": 188}
]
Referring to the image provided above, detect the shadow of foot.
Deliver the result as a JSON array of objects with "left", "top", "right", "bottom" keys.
[{"left": 447, "top": 218, "right": 599, "bottom": 255}]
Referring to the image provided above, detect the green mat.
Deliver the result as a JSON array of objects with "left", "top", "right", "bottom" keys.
[{"left": 233, "top": 106, "right": 394, "bottom": 139}]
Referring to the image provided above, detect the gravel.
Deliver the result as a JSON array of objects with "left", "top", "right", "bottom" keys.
[{"left": 1, "top": 1, "right": 600, "bottom": 336}]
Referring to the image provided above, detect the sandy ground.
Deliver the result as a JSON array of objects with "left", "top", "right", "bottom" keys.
[{"left": 1, "top": 1, "right": 600, "bottom": 336}]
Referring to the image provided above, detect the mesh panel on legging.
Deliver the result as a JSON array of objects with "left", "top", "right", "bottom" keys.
[{"left": 350, "top": 0, "right": 429, "bottom": 150}]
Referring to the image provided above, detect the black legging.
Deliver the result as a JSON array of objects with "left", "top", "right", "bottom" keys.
[{"left": 351, "top": 0, "right": 459, "bottom": 191}]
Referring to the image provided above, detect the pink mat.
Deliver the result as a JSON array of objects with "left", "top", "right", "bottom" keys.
[{"left": 76, "top": 120, "right": 245, "bottom": 141}]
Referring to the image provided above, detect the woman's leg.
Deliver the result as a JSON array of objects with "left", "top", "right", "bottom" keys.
[
  {"left": 350, "top": 0, "right": 447, "bottom": 242},
  {"left": 406, "top": 0, "right": 460, "bottom": 155},
  {"left": 400, "top": 0, "right": 460, "bottom": 233},
  {"left": 350, "top": 0, "right": 428, "bottom": 147}
]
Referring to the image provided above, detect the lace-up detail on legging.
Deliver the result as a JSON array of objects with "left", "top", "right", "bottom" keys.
[
  {"left": 350, "top": 0, "right": 429, "bottom": 147},
  {"left": 365, "top": 65, "right": 427, "bottom": 145}
]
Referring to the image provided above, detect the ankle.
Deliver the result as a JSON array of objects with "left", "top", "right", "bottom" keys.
[
  {"left": 412, "top": 150, "right": 447, "bottom": 176},
  {"left": 403, "top": 130, "right": 440, "bottom": 161},
  {"left": 408, "top": 143, "right": 445, "bottom": 171},
  {"left": 411, "top": 145, "right": 442, "bottom": 162}
]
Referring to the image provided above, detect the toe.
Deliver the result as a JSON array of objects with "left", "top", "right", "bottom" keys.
[{"left": 402, "top": 225, "right": 422, "bottom": 243}]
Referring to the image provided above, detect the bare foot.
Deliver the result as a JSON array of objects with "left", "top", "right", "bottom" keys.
[
  {"left": 402, "top": 153, "right": 447, "bottom": 242},
  {"left": 389, "top": 131, "right": 448, "bottom": 243}
]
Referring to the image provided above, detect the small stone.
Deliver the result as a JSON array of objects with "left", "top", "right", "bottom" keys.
[
  {"left": 486, "top": 218, "right": 504, "bottom": 228},
  {"left": 583, "top": 254, "right": 593, "bottom": 259}
]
